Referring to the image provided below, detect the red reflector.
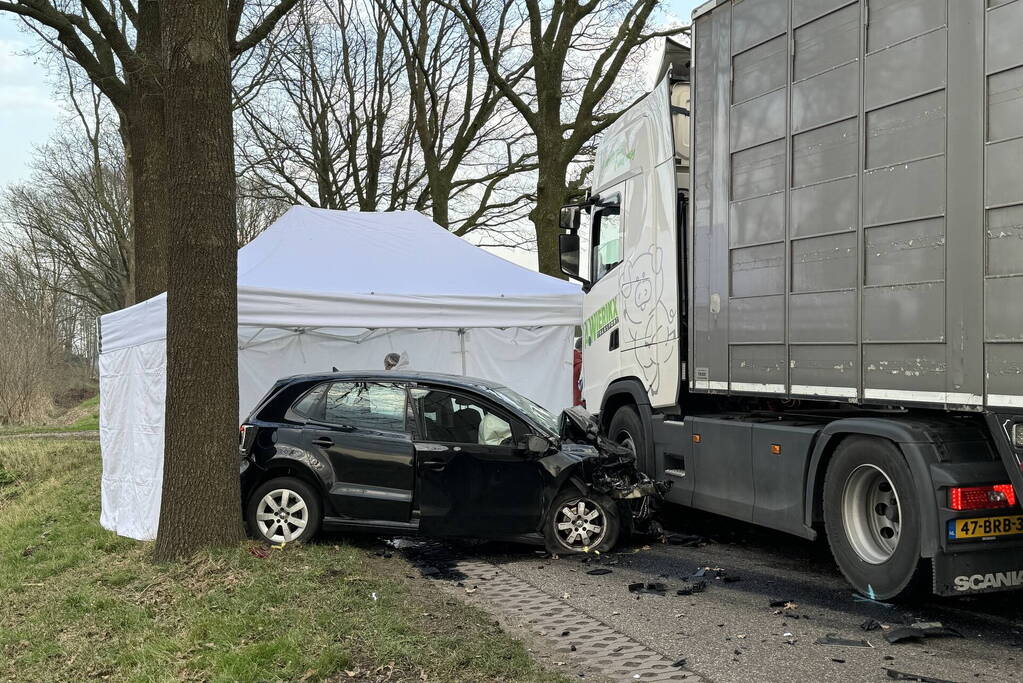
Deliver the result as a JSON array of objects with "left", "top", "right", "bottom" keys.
[{"left": 949, "top": 484, "right": 1017, "bottom": 511}]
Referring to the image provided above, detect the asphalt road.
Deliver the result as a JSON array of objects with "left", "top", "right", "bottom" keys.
[{"left": 460, "top": 507, "right": 1023, "bottom": 683}]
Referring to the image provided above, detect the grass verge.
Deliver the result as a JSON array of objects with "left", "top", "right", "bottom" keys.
[
  {"left": 0, "top": 396, "right": 100, "bottom": 436},
  {"left": 0, "top": 438, "right": 562, "bottom": 682}
]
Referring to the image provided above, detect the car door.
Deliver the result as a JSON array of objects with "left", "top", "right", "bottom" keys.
[
  {"left": 304, "top": 381, "right": 415, "bottom": 524},
  {"left": 410, "top": 385, "right": 546, "bottom": 538}
]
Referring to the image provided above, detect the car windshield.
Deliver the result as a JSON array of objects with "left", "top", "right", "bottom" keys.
[{"left": 485, "top": 385, "right": 559, "bottom": 436}]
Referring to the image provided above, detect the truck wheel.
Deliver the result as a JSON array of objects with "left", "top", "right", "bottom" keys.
[
  {"left": 544, "top": 489, "right": 621, "bottom": 554},
  {"left": 247, "top": 477, "right": 322, "bottom": 545},
  {"left": 608, "top": 405, "right": 647, "bottom": 469},
  {"left": 823, "top": 437, "right": 924, "bottom": 600}
]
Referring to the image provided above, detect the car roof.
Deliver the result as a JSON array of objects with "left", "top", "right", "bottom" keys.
[{"left": 278, "top": 370, "right": 506, "bottom": 392}]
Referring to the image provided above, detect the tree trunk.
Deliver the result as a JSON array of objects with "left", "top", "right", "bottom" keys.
[
  {"left": 154, "top": 0, "right": 244, "bottom": 561},
  {"left": 125, "top": 0, "right": 169, "bottom": 304},
  {"left": 529, "top": 155, "right": 569, "bottom": 278}
]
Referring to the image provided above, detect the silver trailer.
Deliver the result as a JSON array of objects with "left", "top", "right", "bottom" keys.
[
  {"left": 690, "top": 0, "right": 1023, "bottom": 412},
  {"left": 559, "top": 0, "right": 1023, "bottom": 599}
]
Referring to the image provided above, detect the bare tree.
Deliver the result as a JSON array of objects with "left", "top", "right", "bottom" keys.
[
  {"left": 155, "top": 0, "right": 246, "bottom": 561},
  {"left": 2, "top": 126, "right": 133, "bottom": 316},
  {"left": 444, "top": 0, "right": 679, "bottom": 275},
  {"left": 237, "top": 0, "right": 426, "bottom": 212},
  {"left": 377, "top": 0, "right": 536, "bottom": 234},
  {"left": 0, "top": 0, "right": 301, "bottom": 302}
]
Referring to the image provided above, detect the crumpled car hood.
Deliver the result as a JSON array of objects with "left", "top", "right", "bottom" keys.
[{"left": 553, "top": 405, "right": 667, "bottom": 501}]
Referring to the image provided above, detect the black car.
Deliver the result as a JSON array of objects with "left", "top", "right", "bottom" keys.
[{"left": 238, "top": 371, "right": 661, "bottom": 553}]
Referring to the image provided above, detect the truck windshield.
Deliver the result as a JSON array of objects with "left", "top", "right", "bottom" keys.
[{"left": 592, "top": 197, "right": 622, "bottom": 281}]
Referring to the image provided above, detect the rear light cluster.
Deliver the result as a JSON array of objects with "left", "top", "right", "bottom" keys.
[
  {"left": 949, "top": 484, "right": 1017, "bottom": 511},
  {"left": 239, "top": 424, "right": 255, "bottom": 455}
]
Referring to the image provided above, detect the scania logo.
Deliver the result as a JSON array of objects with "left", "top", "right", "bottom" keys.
[{"left": 953, "top": 570, "right": 1023, "bottom": 591}]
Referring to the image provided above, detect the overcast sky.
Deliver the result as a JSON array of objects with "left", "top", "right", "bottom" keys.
[{"left": 0, "top": 0, "right": 701, "bottom": 189}]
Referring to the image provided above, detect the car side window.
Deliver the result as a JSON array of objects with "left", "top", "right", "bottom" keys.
[
  {"left": 411, "top": 388, "right": 518, "bottom": 447},
  {"left": 289, "top": 382, "right": 328, "bottom": 421},
  {"left": 322, "top": 382, "right": 407, "bottom": 432}
]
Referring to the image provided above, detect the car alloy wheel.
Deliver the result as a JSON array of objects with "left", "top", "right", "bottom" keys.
[
  {"left": 842, "top": 464, "right": 902, "bottom": 564},
  {"left": 554, "top": 498, "right": 608, "bottom": 549},
  {"left": 255, "top": 487, "right": 309, "bottom": 543}
]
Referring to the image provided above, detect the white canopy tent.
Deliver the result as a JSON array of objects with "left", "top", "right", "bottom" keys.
[{"left": 98, "top": 206, "right": 582, "bottom": 540}]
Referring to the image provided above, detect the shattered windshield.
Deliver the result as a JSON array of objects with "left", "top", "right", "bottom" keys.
[{"left": 485, "top": 385, "right": 559, "bottom": 436}]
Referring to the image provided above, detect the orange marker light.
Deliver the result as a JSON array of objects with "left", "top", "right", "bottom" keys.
[
  {"left": 770, "top": 444, "right": 782, "bottom": 455},
  {"left": 693, "top": 434, "right": 701, "bottom": 443}
]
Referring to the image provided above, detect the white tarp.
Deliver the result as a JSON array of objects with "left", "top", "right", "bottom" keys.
[{"left": 99, "top": 206, "right": 582, "bottom": 540}]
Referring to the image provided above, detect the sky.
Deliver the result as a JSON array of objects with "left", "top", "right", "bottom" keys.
[{"left": 0, "top": 0, "right": 702, "bottom": 257}]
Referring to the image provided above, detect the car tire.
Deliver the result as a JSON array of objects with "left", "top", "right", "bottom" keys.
[
  {"left": 246, "top": 477, "right": 322, "bottom": 545},
  {"left": 608, "top": 405, "right": 648, "bottom": 470},
  {"left": 544, "top": 488, "right": 621, "bottom": 554},
  {"left": 823, "top": 437, "right": 925, "bottom": 600}
]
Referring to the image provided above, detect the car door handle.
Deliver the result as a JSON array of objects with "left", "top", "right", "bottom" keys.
[
  {"left": 421, "top": 458, "right": 447, "bottom": 471},
  {"left": 311, "top": 437, "right": 333, "bottom": 448}
]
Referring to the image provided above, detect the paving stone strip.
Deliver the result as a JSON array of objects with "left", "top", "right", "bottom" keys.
[{"left": 407, "top": 546, "right": 704, "bottom": 683}]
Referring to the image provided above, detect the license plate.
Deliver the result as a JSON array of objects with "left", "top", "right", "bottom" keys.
[{"left": 948, "top": 515, "right": 1023, "bottom": 540}]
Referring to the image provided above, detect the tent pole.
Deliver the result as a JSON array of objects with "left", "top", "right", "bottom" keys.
[{"left": 459, "top": 328, "right": 467, "bottom": 376}]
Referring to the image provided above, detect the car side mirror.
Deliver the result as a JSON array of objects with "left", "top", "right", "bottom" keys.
[{"left": 522, "top": 434, "right": 551, "bottom": 456}]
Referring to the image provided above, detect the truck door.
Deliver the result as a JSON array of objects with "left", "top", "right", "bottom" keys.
[{"left": 581, "top": 190, "right": 624, "bottom": 408}]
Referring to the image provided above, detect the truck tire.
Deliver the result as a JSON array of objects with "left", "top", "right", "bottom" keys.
[
  {"left": 247, "top": 476, "right": 322, "bottom": 545},
  {"left": 823, "top": 437, "right": 925, "bottom": 600},
  {"left": 544, "top": 488, "right": 621, "bottom": 554},
  {"left": 608, "top": 405, "right": 648, "bottom": 470}
]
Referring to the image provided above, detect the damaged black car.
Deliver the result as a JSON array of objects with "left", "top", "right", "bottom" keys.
[{"left": 238, "top": 371, "right": 663, "bottom": 552}]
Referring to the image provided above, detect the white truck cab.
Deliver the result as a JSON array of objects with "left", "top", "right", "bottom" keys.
[{"left": 560, "top": 37, "right": 691, "bottom": 412}]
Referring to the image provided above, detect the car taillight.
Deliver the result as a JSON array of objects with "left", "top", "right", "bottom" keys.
[
  {"left": 239, "top": 424, "right": 255, "bottom": 455},
  {"left": 949, "top": 484, "right": 1017, "bottom": 511}
]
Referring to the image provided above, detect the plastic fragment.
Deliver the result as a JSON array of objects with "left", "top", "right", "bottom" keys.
[
  {"left": 861, "top": 618, "right": 883, "bottom": 631},
  {"left": 884, "top": 668, "right": 959, "bottom": 683},
  {"left": 885, "top": 623, "right": 963, "bottom": 644},
  {"left": 587, "top": 568, "right": 613, "bottom": 576},
  {"left": 815, "top": 634, "right": 873, "bottom": 648}
]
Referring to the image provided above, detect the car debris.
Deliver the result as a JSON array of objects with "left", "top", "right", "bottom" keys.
[
  {"left": 884, "top": 622, "right": 964, "bottom": 645},
  {"left": 663, "top": 533, "right": 706, "bottom": 546},
  {"left": 815, "top": 634, "right": 873, "bottom": 648},
  {"left": 629, "top": 582, "right": 668, "bottom": 596},
  {"left": 884, "top": 668, "right": 959, "bottom": 683},
  {"left": 586, "top": 568, "right": 613, "bottom": 576},
  {"left": 676, "top": 580, "right": 707, "bottom": 596},
  {"left": 861, "top": 618, "right": 883, "bottom": 631},
  {"left": 769, "top": 599, "right": 797, "bottom": 609}
]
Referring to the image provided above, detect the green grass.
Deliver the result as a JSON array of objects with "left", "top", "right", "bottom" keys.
[
  {"left": 0, "top": 438, "right": 562, "bottom": 682},
  {"left": 0, "top": 395, "right": 99, "bottom": 435}
]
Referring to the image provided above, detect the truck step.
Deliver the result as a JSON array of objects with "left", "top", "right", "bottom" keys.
[{"left": 664, "top": 468, "right": 686, "bottom": 479}]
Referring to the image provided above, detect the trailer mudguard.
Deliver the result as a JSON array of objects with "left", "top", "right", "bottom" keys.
[{"left": 804, "top": 418, "right": 943, "bottom": 559}]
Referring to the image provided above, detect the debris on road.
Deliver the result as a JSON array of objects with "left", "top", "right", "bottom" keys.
[
  {"left": 884, "top": 622, "right": 964, "bottom": 644},
  {"left": 663, "top": 533, "right": 706, "bottom": 547},
  {"left": 629, "top": 582, "right": 667, "bottom": 596},
  {"left": 676, "top": 580, "right": 707, "bottom": 595},
  {"left": 815, "top": 634, "right": 873, "bottom": 648},
  {"left": 852, "top": 593, "right": 895, "bottom": 608},
  {"left": 884, "top": 668, "right": 960, "bottom": 683},
  {"left": 860, "top": 618, "right": 883, "bottom": 631},
  {"left": 769, "top": 599, "right": 797, "bottom": 609},
  {"left": 586, "top": 568, "right": 613, "bottom": 576}
]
